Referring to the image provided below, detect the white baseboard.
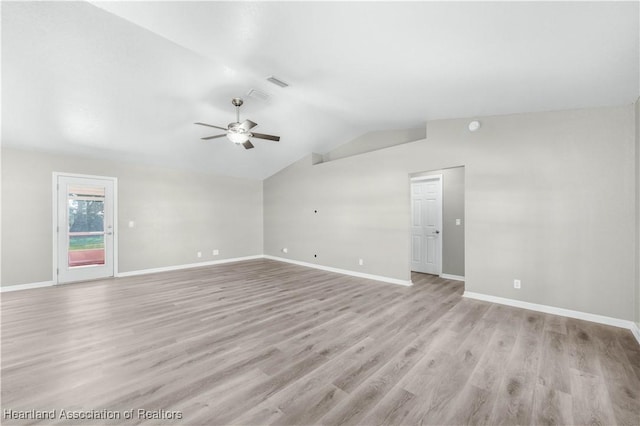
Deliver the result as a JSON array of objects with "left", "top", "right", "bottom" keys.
[
  {"left": 631, "top": 323, "right": 640, "bottom": 345},
  {"left": 1, "top": 280, "right": 55, "bottom": 292},
  {"left": 464, "top": 291, "right": 640, "bottom": 344},
  {"left": 2, "top": 256, "right": 264, "bottom": 291},
  {"left": 0, "top": 254, "right": 411, "bottom": 293},
  {"left": 440, "top": 273, "right": 465, "bottom": 281},
  {"left": 264, "top": 255, "right": 412, "bottom": 287},
  {"left": 116, "top": 255, "right": 264, "bottom": 278}
]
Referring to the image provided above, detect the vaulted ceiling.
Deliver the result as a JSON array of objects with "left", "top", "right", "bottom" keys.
[{"left": 3, "top": 1, "right": 638, "bottom": 179}]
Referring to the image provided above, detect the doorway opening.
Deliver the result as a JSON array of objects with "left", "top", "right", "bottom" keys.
[
  {"left": 409, "top": 167, "right": 465, "bottom": 284},
  {"left": 53, "top": 173, "right": 117, "bottom": 284}
]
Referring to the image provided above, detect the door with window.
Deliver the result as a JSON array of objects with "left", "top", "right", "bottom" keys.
[{"left": 56, "top": 175, "right": 116, "bottom": 283}]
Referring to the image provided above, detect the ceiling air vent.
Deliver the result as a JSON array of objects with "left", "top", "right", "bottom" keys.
[
  {"left": 247, "top": 89, "right": 270, "bottom": 102},
  {"left": 266, "top": 76, "right": 289, "bottom": 88}
]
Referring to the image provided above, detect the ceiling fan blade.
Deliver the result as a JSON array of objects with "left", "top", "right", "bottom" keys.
[
  {"left": 239, "top": 119, "right": 258, "bottom": 131},
  {"left": 201, "top": 134, "right": 226, "bottom": 140},
  {"left": 195, "top": 122, "right": 228, "bottom": 131},
  {"left": 251, "top": 132, "right": 280, "bottom": 141},
  {"left": 242, "top": 141, "right": 255, "bottom": 150}
]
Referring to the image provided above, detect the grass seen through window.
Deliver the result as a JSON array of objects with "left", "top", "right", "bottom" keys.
[{"left": 69, "top": 235, "right": 104, "bottom": 250}]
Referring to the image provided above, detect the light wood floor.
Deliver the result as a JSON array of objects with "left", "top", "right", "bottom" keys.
[{"left": 2, "top": 259, "right": 639, "bottom": 425}]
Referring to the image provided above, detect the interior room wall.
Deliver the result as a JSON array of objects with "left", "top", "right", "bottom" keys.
[
  {"left": 410, "top": 167, "right": 465, "bottom": 277},
  {"left": 635, "top": 97, "right": 640, "bottom": 329},
  {"left": 322, "top": 127, "right": 426, "bottom": 163},
  {"left": 1, "top": 147, "right": 263, "bottom": 287},
  {"left": 264, "top": 105, "right": 636, "bottom": 321}
]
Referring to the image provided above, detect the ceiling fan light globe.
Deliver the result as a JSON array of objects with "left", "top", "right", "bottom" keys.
[{"left": 227, "top": 131, "right": 250, "bottom": 144}]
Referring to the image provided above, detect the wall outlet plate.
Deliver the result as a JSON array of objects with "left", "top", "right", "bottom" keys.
[
  {"left": 282, "top": 248, "right": 288, "bottom": 253},
  {"left": 358, "top": 258, "right": 364, "bottom": 266},
  {"left": 213, "top": 249, "right": 219, "bottom": 256},
  {"left": 197, "top": 252, "right": 202, "bottom": 258},
  {"left": 514, "top": 279, "right": 521, "bottom": 289}
]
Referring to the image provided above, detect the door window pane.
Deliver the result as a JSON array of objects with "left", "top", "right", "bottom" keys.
[{"left": 67, "top": 185, "right": 106, "bottom": 267}]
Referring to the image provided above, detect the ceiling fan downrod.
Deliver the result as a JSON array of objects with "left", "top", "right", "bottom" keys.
[{"left": 232, "top": 97, "right": 243, "bottom": 123}]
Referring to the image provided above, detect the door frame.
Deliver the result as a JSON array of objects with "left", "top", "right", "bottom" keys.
[
  {"left": 409, "top": 174, "right": 443, "bottom": 275},
  {"left": 52, "top": 172, "right": 119, "bottom": 285}
]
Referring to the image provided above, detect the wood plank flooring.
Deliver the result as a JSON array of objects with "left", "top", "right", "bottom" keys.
[{"left": 1, "top": 259, "right": 639, "bottom": 425}]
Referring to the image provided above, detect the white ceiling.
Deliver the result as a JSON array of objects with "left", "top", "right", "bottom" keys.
[{"left": 3, "top": 1, "right": 638, "bottom": 180}]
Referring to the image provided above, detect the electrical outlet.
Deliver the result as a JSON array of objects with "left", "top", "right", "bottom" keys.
[
  {"left": 358, "top": 258, "right": 364, "bottom": 266},
  {"left": 455, "top": 219, "right": 461, "bottom": 226},
  {"left": 514, "top": 279, "right": 521, "bottom": 289},
  {"left": 197, "top": 251, "right": 202, "bottom": 258},
  {"left": 213, "top": 249, "right": 219, "bottom": 256},
  {"left": 282, "top": 248, "right": 288, "bottom": 253}
]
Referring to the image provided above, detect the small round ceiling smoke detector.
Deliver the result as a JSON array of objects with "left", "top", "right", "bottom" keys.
[{"left": 468, "top": 120, "right": 481, "bottom": 132}]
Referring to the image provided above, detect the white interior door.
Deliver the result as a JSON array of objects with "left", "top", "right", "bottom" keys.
[
  {"left": 410, "top": 176, "right": 442, "bottom": 275},
  {"left": 56, "top": 175, "right": 116, "bottom": 284}
]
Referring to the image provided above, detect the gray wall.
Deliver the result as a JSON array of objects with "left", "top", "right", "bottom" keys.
[
  {"left": 635, "top": 97, "right": 640, "bottom": 328},
  {"left": 1, "top": 148, "right": 263, "bottom": 286},
  {"left": 322, "top": 127, "right": 426, "bottom": 162},
  {"left": 264, "top": 105, "right": 636, "bottom": 321},
  {"left": 410, "top": 167, "right": 465, "bottom": 277}
]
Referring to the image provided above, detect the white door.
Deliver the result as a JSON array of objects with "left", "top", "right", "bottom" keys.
[
  {"left": 56, "top": 175, "right": 116, "bottom": 283},
  {"left": 410, "top": 176, "right": 442, "bottom": 275}
]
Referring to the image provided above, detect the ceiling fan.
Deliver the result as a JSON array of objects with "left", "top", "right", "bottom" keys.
[{"left": 195, "top": 98, "right": 280, "bottom": 150}]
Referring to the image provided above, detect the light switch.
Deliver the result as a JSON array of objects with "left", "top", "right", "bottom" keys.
[
  {"left": 128, "top": 220, "right": 135, "bottom": 228},
  {"left": 455, "top": 219, "right": 461, "bottom": 226}
]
